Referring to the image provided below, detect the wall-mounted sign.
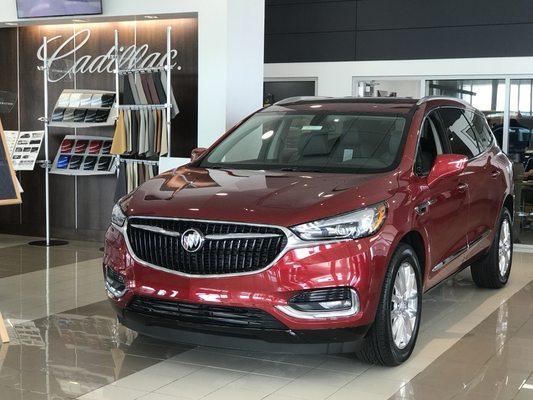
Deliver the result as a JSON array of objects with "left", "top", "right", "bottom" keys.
[{"left": 37, "top": 29, "right": 180, "bottom": 83}]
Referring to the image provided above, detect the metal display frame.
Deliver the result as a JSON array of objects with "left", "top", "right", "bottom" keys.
[{"left": 113, "top": 25, "right": 173, "bottom": 172}]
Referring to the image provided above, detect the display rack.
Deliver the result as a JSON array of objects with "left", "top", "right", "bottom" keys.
[{"left": 112, "top": 25, "right": 173, "bottom": 174}]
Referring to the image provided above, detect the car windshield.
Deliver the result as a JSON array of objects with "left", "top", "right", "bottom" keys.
[{"left": 200, "top": 111, "right": 407, "bottom": 173}]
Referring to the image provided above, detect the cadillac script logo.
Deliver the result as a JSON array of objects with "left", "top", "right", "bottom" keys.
[
  {"left": 37, "top": 29, "right": 179, "bottom": 83},
  {"left": 181, "top": 229, "right": 204, "bottom": 253}
]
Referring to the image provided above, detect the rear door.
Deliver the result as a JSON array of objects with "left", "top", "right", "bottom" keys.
[
  {"left": 463, "top": 110, "right": 505, "bottom": 256},
  {"left": 437, "top": 108, "right": 493, "bottom": 259}
]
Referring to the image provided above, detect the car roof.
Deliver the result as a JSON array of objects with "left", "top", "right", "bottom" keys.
[{"left": 264, "top": 96, "right": 472, "bottom": 115}]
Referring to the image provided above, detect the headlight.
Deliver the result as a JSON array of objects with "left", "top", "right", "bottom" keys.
[
  {"left": 291, "top": 202, "right": 387, "bottom": 241},
  {"left": 111, "top": 203, "right": 127, "bottom": 227}
]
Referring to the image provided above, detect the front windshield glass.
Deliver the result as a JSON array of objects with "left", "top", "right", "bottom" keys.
[{"left": 200, "top": 111, "right": 407, "bottom": 173}]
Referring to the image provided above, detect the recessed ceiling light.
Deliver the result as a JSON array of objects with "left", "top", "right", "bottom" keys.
[
  {"left": 5, "top": 22, "right": 18, "bottom": 26},
  {"left": 310, "top": 105, "right": 322, "bottom": 108},
  {"left": 144, "top": 15, "right": 159, "bottom": 19}
]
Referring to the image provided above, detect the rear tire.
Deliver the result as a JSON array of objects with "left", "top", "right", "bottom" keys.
[
  {"left": 355, "top": 243, "right": 422, "bottom": 366},
  {"left": 471, "top": 208, "right": 513, "bottom": 289}
]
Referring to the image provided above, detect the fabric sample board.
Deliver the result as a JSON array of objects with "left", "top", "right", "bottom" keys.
[
  {"left": 50, "top": 89, "right": 117, "bottom": 128},
  {"left": 51, "top": 135, "right": 116, "bottom": 176}
]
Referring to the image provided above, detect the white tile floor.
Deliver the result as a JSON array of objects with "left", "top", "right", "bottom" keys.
[
  {"left": 0, "top": 258, "right": 107, "bottom": 322},
  {"left": 76, "top": 253, "right": 533, "bottom": 400},
  {"left": 1, "top": 236, "right": 532, "bottom": 400}
]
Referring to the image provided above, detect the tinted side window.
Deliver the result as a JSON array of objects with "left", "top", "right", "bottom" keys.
[
  {"left": 415, "top": 112, "right": 444, "bottom": 176},
  {"left": 465, "top": 111, "right": 494, "bottom": 150},
  {"left": 438, "top": 108, "right": 481, "bottom": 158}
]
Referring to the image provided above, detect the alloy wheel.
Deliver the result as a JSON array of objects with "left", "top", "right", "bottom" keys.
[
  {"left": 391, "top": 262, "right": 418, "bottom": 350},
  {"left": 498, "top": 219, "right": 512, "bottom": 278}
]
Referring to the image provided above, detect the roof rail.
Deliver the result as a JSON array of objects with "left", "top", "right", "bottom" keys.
[
  {"left": 416, "top": 95, "right": 472, "bottom": 107},
  {"left": 273, "top": 96, "right": 332, "bottom": 106}
]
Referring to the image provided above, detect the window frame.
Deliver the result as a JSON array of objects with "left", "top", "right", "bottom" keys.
[
  {"left": 438, "top": 106, "right": 483, "bottom": 160},
  {"left": 413, "top": 108, "right": 449, "bottom": 177}
]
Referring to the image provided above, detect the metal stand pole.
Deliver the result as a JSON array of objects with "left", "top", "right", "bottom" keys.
[
  {"left": 29, "top": 36, "right": 68, "bottom": 247},
  {"left": 114, "top": 30, "right": 121, "bottom": 176},
  {"left": 166, "top": 26, "right": 172, "bottom": 158}
]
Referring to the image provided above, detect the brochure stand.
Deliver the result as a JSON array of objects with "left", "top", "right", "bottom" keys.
[{"left": 29, "top": 36, "right": 69, "bottom": 247}]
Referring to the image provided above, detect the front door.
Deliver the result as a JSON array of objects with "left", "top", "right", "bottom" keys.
[{"left": 410, "top": 110, "right": 470, "bottom": 288}]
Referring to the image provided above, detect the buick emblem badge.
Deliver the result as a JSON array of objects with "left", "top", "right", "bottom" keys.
[{"left": 181, "top": 229, "right": 205, "bottom": 252}]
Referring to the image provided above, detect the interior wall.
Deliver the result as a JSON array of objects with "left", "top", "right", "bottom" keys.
[
  {"left": 0, "top": 0, "right": 266, "bottom": 242},
  {"left": 0, "top": 0, "right": 266, "bottom": 149},
  {"left": 264, "top": 57, "right": 533, "bottom": 98},
  {"left": 0, "top": 17, "right": 198, "bottom": 241}
]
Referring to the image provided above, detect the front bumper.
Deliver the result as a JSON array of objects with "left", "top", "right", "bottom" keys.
[{"left": 104, "top": 222, "right": 393, "bottom": 346}]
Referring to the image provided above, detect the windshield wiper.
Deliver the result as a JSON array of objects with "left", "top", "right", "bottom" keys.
[{"left": 280, "top": 167, "right": 322, "bottom": 173}]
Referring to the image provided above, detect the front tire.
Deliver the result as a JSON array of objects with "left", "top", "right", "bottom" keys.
[
  {"left": 470, "top": 208, "right": 513, "bottom": 289},
  {"left": 355, "top": 243, "right": 422, "bottom": 366}
]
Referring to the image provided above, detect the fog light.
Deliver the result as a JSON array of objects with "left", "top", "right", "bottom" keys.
[
  {"left": 104, "top": 266, "right": 127, "bottom": 298},
  {"left": 276, "top": 287, "right": 359, "bottom": 320}
]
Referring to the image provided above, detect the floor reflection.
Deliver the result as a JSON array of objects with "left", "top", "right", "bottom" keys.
[
  {"left": 389, "top": 282, "right": 533, "bottom": 400},
  {"left": 0, "top": 302, "right": 191, "bottom": 400}
]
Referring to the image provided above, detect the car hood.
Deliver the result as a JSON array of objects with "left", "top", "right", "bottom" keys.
[{"left": 122, "top": 166, "right": 399, "bottom": 227}]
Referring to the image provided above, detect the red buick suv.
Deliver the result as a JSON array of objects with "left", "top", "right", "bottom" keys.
[{"left": 104, "top": 97, "right": 513, "bottom": 365}]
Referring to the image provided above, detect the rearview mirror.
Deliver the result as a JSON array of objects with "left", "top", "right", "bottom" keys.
[
  {"left": 191, "top": 147, "right": 207, "bottom": 162},
  {"left": 427, "top": 154, "right": 468, "bottom": 187}
]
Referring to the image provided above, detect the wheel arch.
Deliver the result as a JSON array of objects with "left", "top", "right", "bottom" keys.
[
  {"left": 398, "top": 230, "right": 427, "bottom": 286},
  {"left": 503, "top": 193, "right": 514, "bottom": 221}
]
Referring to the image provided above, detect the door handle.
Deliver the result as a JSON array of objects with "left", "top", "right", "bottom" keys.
[
  {"left": 415, "top": 199, "right": 436, "bottom": 216},
  {"left": 457, "top": 183, "right": 469, "bottom": 192}
]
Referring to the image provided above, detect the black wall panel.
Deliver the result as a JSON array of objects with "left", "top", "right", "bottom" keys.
[
  {"left": 266, "top": 31, "right": 356, "bottom": 62},
  {"left": 266, "top": 1, "right": 356, "bottom": 34},
  {"left": 356, "top": 0, "right": 533, "bottom": 30},
  {"left": 265, "top": 0, "right": 533, "bottom": 63},
  {"left": 356, "top": 24, "right": 533, "bottom": 61}
]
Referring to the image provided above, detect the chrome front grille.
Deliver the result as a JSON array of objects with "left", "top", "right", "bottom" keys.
[{"left": 126, "top": 217, "right": 288, "bottom": 276}]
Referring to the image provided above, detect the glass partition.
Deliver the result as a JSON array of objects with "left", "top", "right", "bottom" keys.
[
  {"left": 426, "top": 79, "right": 506, "bottom": 147},
  {"left": 355, "top": 79, "right": 421, "bottom": 99},
  {"left": 508, "top": 79, "right": 533, "bottom": 245}
]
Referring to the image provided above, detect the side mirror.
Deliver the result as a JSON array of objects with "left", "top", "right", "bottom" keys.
[
  {"left": 191, "top": 147, "right": 207, "bottom": 162},
  {"left": 427, "top": 154, "right": 468, "bottom": 187}
]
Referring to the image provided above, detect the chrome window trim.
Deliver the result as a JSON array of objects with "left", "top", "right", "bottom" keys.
[{"left": 113, "top": 216, "right": 350, "bottom": 279}]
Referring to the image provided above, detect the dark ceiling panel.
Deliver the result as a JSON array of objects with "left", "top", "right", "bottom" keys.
[
  {"left": 265, "top": 31, "right": 356, "bottom": 63},
  {"left": 266, "top": 1, "right": 356, "bottom": 34},
  {"left": 356, "top": 24, "right": 533, "bottom": 60},
  {"left": 266, "top": 0, "right": 348, "bottom": 5},
  {"left": 356, "top": 0, "right": 533, "bottom": 30}
]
